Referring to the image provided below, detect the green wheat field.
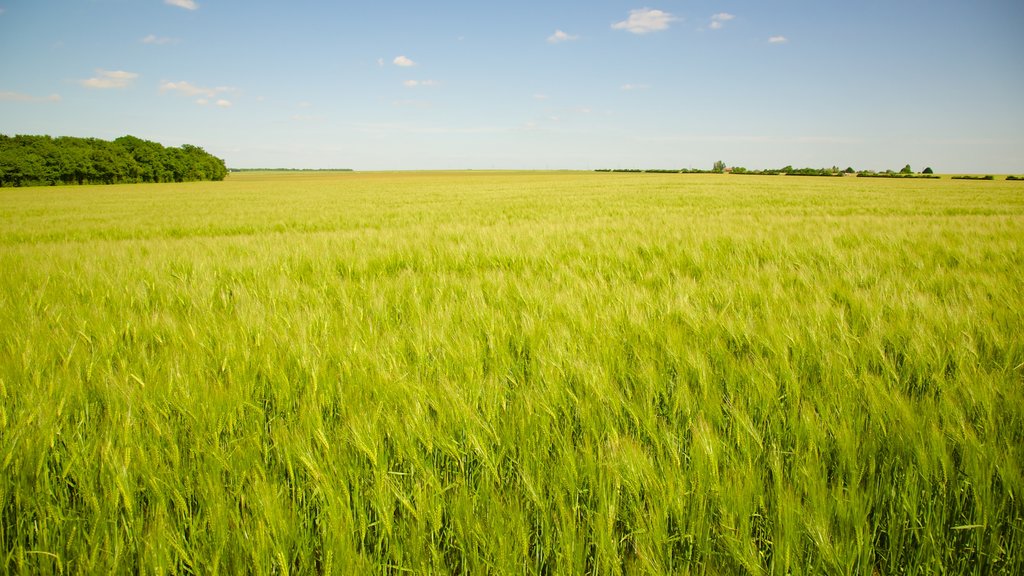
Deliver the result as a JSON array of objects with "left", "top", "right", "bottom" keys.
[{"left": 1, "top": 171, "right": 1022, "bottom": 574}]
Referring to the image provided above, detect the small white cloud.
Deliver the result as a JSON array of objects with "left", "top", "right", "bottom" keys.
[
  {"left": 707, "top": 13, "right": 735, "bottom": 30},
  {"left": 621, "top": 83, "right": 649, "bottom": 91},
  {"left": 80, "top": 69, "right": 138, "bottom": 89},
  {"left": 165, "top": 0, "right": 198, "bottom": 10},
  {"left": 142, "top": 34, "right": 178, "bottom": 45},
  {"left": 612, "top": 8, "right": 677, "bottom": 35},
  {"left": 403, "top": 80, "right": 438, "bottom": 88},
  {"left": 0, "top": 91, "right": 61, "bottom": 102},
  {"left": 160, "top": 80, "right": 232, "bottom": 98},
  {"left": 533, "top": 93, "right": 549, "bottom": 101},
  {"left": 547, "top": 29, "right": 579, "bottom": 44},
  {"left": 393, "top": 55, "right": 416, "bottom": 67},
  {"left": 377, "top": 58, "right": 385, "bottom": 67},
  {"left": 768, "top": 35, "right": 789, "bottom": 44},
  {"left": 194, "top": 97, "right": 232, "bottom": 108}
]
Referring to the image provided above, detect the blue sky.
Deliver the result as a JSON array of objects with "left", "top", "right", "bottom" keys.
[{"left": 1, "top": 1, "right": 1022, "bottom": 171}]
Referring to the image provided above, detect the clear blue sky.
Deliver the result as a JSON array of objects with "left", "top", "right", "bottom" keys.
[{"left": 2, "top": 1, "right": 1022, "bottom": 171}]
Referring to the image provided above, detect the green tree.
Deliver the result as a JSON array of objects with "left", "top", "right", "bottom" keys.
[
  {"left": 922, "top": 167, "right": 934, "bottom": 174},
  {"left": 1, "top": 134, "right": 228, "bottom": 187},
  {"left": 900, "top": 164, "right": 913, "bottom": 174},
  {"left": 712, "top": 160, "right": 726, "bottom": 173}
]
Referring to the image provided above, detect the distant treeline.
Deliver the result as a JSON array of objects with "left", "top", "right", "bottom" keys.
[
  {"left": 595, "top": 168, "right": 720, "bottom": 174},
  {"left": 0, "top": 134, "right": 228, "bottom": 187},
  {"left": 230, "top": 168, "right": 353, "bottom": 172},
  {"left": 855, "top": 172, "right": 940, "bottom": 179},
  {"left": 595, "top": 164, "right": 958, "bottom": 179}
]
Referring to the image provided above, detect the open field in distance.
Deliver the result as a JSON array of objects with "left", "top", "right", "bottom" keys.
[{"left": 1, "top": 171, "right": 1022, "bottom": 574}]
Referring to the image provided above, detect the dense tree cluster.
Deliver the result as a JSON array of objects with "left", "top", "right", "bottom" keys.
[
  {"left": 951, "top": 175, "right": 995, "bottom": 181},
  {"left": 0, "top": 134, "right": 228, "bottom": 187}
]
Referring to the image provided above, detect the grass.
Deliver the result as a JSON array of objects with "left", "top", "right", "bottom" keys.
[{"left": 1, "top": 171, "right": 1022, "bottom": 574}]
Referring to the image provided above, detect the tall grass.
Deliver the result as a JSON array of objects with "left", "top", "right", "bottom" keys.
[{"left": 1, "top": 172, "right": 1022, "bottom": 574}]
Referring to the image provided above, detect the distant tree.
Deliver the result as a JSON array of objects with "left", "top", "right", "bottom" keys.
[
  {"left": 712, "top": 160, "right": 726, "bottom": 173},
  {"left": 922, "top": 166, "right": 934, "bottom": 174},
  {"left": 900, "top": 164, "right": 913, "bottom": 174},
  {"left": 0, "top": 134, "right": 227, "bottom": 187},
  {"left": 844, "top": 166, "right": 855, "bottom": 174}
]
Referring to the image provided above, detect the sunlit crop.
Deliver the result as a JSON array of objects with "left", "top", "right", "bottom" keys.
[{"left": 1, "top": 171, "right": 1022, "bottom": 574}]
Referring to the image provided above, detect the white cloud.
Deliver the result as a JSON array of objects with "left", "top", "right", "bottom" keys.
[
  {"left": 533, "top": 93, "right": 549, "bottom": 101},
  {"left": 403, "top": 80, "right": 438, "bottom": 88},
  {"left": 393, "top": 55, "right": 416, "bottom": 67},
  {"left": 141, "top": 34, "right": 178, "bottom": 45},
  {"left": 621, "top": 83, "right": 649, "bottom": 91},
  {"left": 80, "top": 69, "right": 138, "bottom": 89},
  {"left": 707, "top": 13, "right": 735, "bottom": 30},
  {"left": 768, "top": 35, "right": 789, "bottom": 44},
  {"left": 165, "top": 0, "right": 198, "bottom": 10},
  {"left": 612, "top": 8, "right": 677, "bottom": 35},
  {"left": 0, "top": 91, "right": 61, "bottom": 102},
  {"left": 194, "top": 97, "right": 233, "bottom": 108},
  {"left": 160, "top": 80, "right": 233, "bottom": 98},
  {"left": 547, "top": 29, "right": 579, "bottom": 44}
]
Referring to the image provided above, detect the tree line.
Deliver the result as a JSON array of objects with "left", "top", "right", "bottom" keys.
[
  {"left": 0, "top": 134, "right": 228, "bottom": 187},
  {"left": 598, "top": 163, "right": 941, "bottom": 177}
]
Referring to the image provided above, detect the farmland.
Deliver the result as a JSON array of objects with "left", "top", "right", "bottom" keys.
[{"left": 1, "top": 171, "right": 1022, "bottom": 574}]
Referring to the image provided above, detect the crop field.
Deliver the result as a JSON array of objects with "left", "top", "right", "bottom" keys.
[{"left": 1, "top": 171, "right": 1022, "bottom": 574}]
